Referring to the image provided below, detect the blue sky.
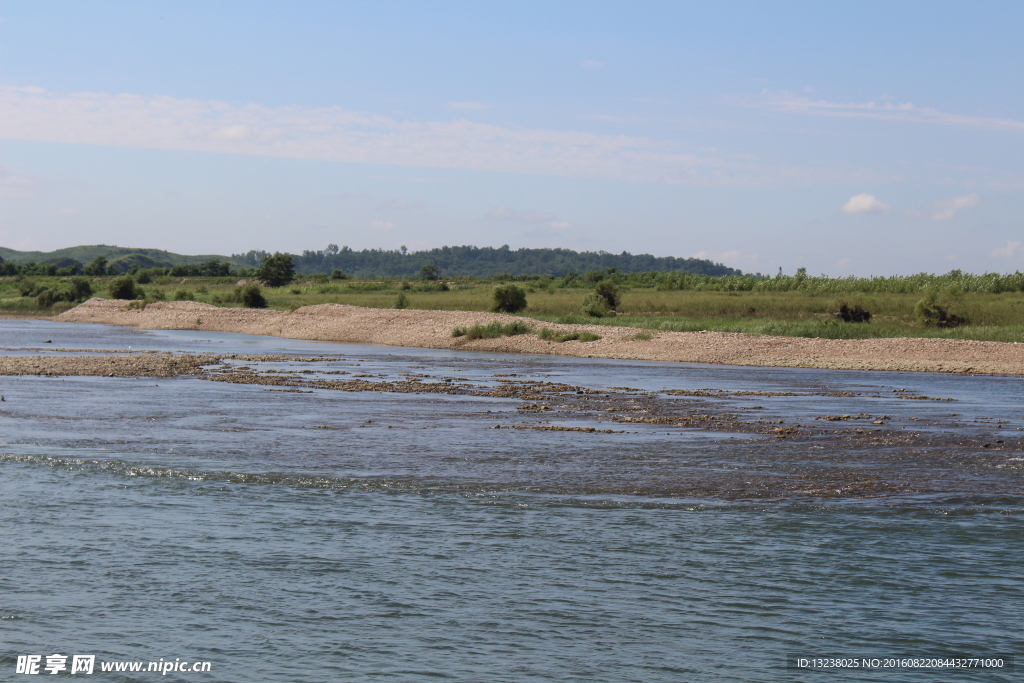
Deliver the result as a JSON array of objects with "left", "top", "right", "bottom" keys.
[{"left": 1, "top": 1, "right": 1021, "bottom": 275}]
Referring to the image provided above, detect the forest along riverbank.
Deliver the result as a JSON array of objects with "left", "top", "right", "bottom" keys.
[{"left": 50, "top": 298, "right": 1024, "bottom": 375}]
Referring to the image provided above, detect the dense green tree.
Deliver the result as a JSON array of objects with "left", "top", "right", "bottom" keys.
[
  {"left": 256, "top": 253, "right": 295, "bottom": 287},
  {"left": 83, "top": 256, "right": 108, "bottom": 276}
]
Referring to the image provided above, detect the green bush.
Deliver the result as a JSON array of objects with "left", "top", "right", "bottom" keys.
[
  {"left": 35, "top": 288, "right": 62, "bottom": 308},
  {"left": 914, "top": 294, "right": 967, "bottom": 327},
  {"left": 394, "top": 291, "right": 409, "bottom": 309},
  {"left": 17, "top": 280, "right": 41, "bottom": 297},
  {"left": 538, "top": 328, "right": 601, "bottom": 343},
  {"left": 452, "top": 321, "right": 532, "bottom": 339},
  {"left": 330, "top": 269, "right": 348, "bottom": 280},
  {"left": 69, "top": 277, "right": 92, "bottom": 301},
  {"left": 136, "top": 270, "right": 152, "bottom": 284},
  {"left": 174, "top": 289, "right": 195, "bottom": 301},
  {"left": 235, "top": 284, "right": 267, "bottom": 308},
  {"left": 491, "top": 284, "right": 527, "bottom": 313},
  {"left": 581, "top": 293, "right": 610, "bottom": 317},
  {"left": 834, "top": 302, "right": 871, "bottom": 323},
  {"left": 595, "top": 281, "right": 620, "bottom": 310},
  {"left": 149, "top": 289, "right": 167, "bottom": 301},
  {"left": 108, "top": 277, "right": 139, "bottom": 300}
]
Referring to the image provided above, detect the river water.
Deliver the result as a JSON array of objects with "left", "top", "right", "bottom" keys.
[{"left": 1, "top": 320, "right": 1022, "bottom": 681}]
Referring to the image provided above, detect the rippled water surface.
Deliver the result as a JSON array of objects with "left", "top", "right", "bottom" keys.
[{"left": 2, "top": 320, "right": 1022, "bottom": 681}]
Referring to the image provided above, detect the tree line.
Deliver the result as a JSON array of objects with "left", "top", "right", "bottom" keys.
[{"left": 231, "top": 244, "right": 745, "bottom": 279}]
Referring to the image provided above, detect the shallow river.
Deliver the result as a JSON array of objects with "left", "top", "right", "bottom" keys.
[{"left": 1, "top": 320, "right": 1022, "bottom": 681}]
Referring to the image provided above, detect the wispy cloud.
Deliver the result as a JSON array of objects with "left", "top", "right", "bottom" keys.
[
  {"left": 371, "top": 220, "right": 395, "bottom": 231},
  {"left": 757, "top": 93, "right": 1024, "bottom": 132},
  {"left": 0, "top": 85, "right": 864, "bottom": 187},
  {"left": 841, "top": 193, "right": 890, "bottom": 215},
  {"left": 990, "top": 240, "right": 1022, "bottom": 260},
  {"left": 929, "top": 194, "right": 979, "bottom": 220}
]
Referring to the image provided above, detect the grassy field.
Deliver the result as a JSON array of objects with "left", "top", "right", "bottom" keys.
[{"left": 4, "top": 275, "right": 1024, "bottom": 342}]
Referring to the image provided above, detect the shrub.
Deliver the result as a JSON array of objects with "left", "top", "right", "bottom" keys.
[
  {"left": 136, "top": 270, "right": 152, "bottom": 284},
  {"left": 149, "top": 289, "right": 167, "bottom": 301},
  {"left": 491, "top": 284, "right": 527, "bottom": 313},
  {"left": 834, "top": 303, "right": 871, "bottom": 323},
  {"left": 595, "top": 281, "right": 620, "bottom": 310},
  {"left": 394, "top": 291, "right": 408, "bottom": 309},
  {"left": 581, "top": 294, "right": 610, "bottom": 317},
  {"left": 35, "top": 288, "right": 62, "bottom": 308},
  {"left": 69, "top": 277, "right": 92, "bottom": 301},
  {"left": 452, "top": 321, "right": 532, "bottom": 339},
  {"left": 629, "top": 332, "right": 653, "bottom": 341},
  {"left": 17, "top": 280, "right": 40, "bottom": 297},
  {"left": 914, "top": 294, "right": 967, "bottom": 327},
  {"left": 331, "top": 269, "right": 349, "bottom": 280},
  {"left": 236, "top": 284, "right": 267, "bottom": 308},
  {"left": 195, "top": 285, "right": 208, "bottom": 294},
  {"left": 420, "top": 264, "right": 439, "bottom": 281},
  {"left": 108, "top": 277, "right": 139, "bottom": 300},
  {"left": 539, "top": 328, "right": 602, "bottom": 343},
  {"left": 290, "top": 287, "right": 302, "bottom": 295},
  {"left": 174, "top": 289, "right": 195, "bottom": 301}
]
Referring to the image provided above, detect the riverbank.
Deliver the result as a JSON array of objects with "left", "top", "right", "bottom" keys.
[{"left": 50, "top": 298, "right": 1024, "bottom": 375}]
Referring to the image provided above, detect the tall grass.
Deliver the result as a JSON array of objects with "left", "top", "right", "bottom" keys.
[{"left": 3, "top": 274, "right": 1024, "bottom": 341}]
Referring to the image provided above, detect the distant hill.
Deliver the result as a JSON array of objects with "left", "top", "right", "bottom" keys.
[
  {"left": 237, "top": 245, "right": 746, "bottom": 278},
  {"left": 0, "top": 245, "right": 244, "bottom": 271},
  {"left": 0, "top": 243, "right": 745, "bottom": 278}
]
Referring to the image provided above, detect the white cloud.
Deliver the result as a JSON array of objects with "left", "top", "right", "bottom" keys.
[
  {"left": 371, "top": 220, "right": 395, "bottom": 231},
  {"left": 214, "top": 124, "right": 252, "bottom": 140},
  {"left": 990, "top": 240, "right": 1022, "bottom": 260},
  {"left": 548, "top": 221, "right": 571, "bottom": 230},
  {"left": 0, "top": 85, "right": 864, "bottom": 188},
  {"left": 581, "top": 59, "right": 604, "bottom": 69},
  {"left": 929, "top": 194, "right": 979, "bottom": 220},
  {"left": 447, "top": 102, "right": 489, "bottom": 110},
  {"left": 757, "top": 93, "right": 1024, "bottom": 133},
  {"left": 841, "top": 193, "right": 890, "bottom": 214}
]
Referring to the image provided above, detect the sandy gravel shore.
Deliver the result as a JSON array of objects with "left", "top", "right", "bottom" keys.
[{"left": 51, "top": 298, "right": 1024, "bottom": 375}]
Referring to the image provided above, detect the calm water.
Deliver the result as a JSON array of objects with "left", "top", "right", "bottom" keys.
[{"left": 1, "top": 320, "right": 1022, "bottom": 681}]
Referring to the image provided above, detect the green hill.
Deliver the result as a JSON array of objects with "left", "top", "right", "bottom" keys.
[
  {"left": 1, "top": 243, "right": 746, "bottom": 278},
  {"left": 0, "top": 245, "right": 244, "bottom": 270}
]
